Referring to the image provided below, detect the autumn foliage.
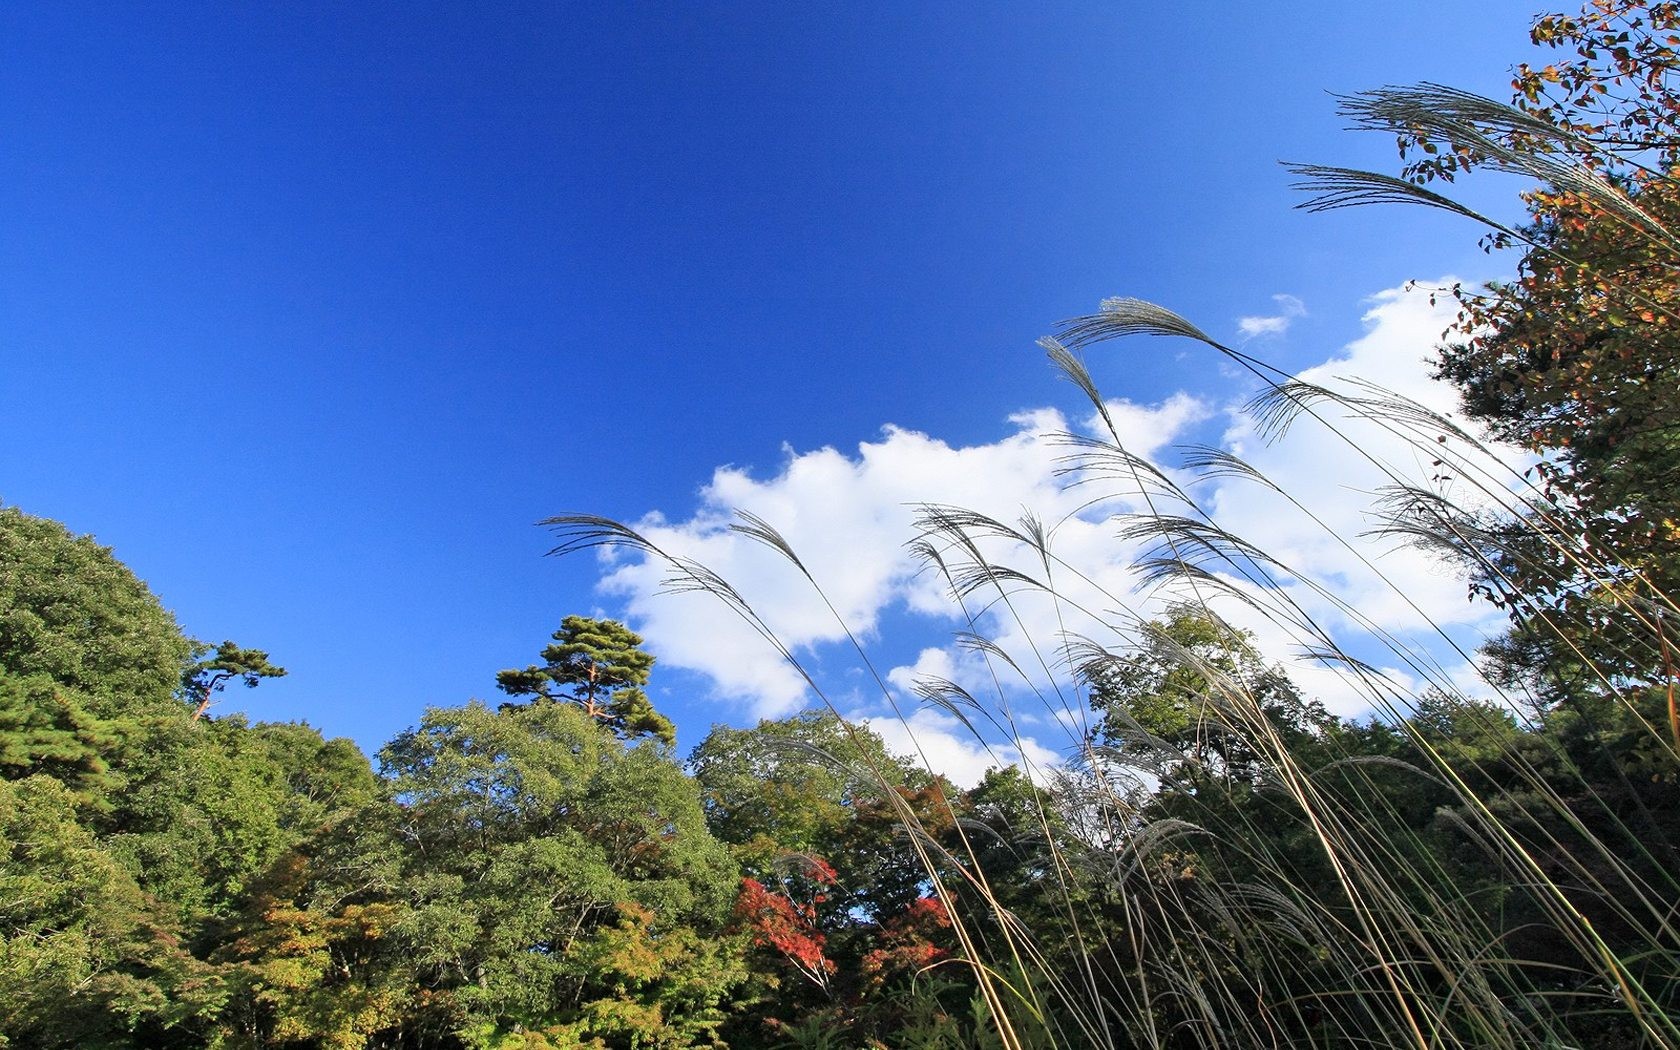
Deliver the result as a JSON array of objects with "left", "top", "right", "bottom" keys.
[{"left": 731, "top": 859, "right": 840, "bottom": 993}]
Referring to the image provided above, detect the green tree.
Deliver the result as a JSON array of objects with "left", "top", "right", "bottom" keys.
[
  {"left": 955, "top": 765, "right": 1070, "bottom": 935},
  {"left": 690, "top": 710, "right": 985, "bottom": 1046},
  {"left": 0, "top": 775, "right": 225, "bottom": 1047},
  {"left": 0, "top": 506, "right": 192, "bottom": 713},
  {"left": 0, "top": 505, "right": 381, "bottom": 1045},
  {"left": 0, "top": 671, "right": 119, "bottom": 807},
  {"left": 497, "top": 615, "right": 677, "bottom": 747},
  {"left": 222, "top": 699, "right": 743, "bottom": 1048},
  {"left": 1087, "top": 606, "right": 1331, "bottom": 789},
  {"left": 184, "top": 640, "right": 287, "bottom": 722},
  {"left": 690, "top": 710, "right": 900, "bottom": 870},
  {"left": 95, "top": 710, "right": 376, "bottom": 934},
  {"left": 689, "top": 709, "right": 940, "bottom": 912}
]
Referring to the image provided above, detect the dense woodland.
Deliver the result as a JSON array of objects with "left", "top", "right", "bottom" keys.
[{"left": 5, "top": 2, "right": 1680, "bottom": 1047}]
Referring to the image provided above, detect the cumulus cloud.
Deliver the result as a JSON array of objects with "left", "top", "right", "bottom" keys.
[
  {"left": 590, "top": 281, "right": 1520, "bottom": 781},
  {"left": 598, "top": 394, "right": 1209, "bottom": 721},
  {"left": 1199, "top": 282, "right": 1525, "bottom": 712},
  {"left": 859, "top": 707, "right": 1062, "bottom": 790},
  {"left": 1237, "top": 293, "right": 1307, "bottom": 338}
]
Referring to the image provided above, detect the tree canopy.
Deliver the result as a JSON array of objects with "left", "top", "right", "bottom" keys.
[
  {"left": 497, "top": 615, "right": 677, "bottom": 746},
  {"left": 1349, "top": 1, "right": 1680, "bottom": 708},
  {"left": 8, "top": 3, "right": 1680, "bottom": 1047},
  {"left": 0, "top": 506, "right": 192, "bottom": 712}
]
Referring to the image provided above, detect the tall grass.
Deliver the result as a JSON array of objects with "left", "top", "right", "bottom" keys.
[{"left": 548, "top": 84, "right": 1679, "bottom": 1049}]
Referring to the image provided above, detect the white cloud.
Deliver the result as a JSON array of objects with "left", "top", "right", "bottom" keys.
[
  {"left": 859, "top": 707, "right": 1062, "bottom": 790},
  {"left": 1237, "top": 315, "right": 1290, "bottom": 337},
  {"left": 1200, "top": 281, "right": 1526, "bottom": 713},
  {"left": 590, "top": 280, "right": 1523, "bottom": 779},
  {"left": 1237, "top": 293, "right": 1307, "bottom": 338},
  {"left": 598, "top": 395, "right": 1208, "bottom": 722}
]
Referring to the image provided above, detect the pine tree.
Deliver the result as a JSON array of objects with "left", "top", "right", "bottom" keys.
[{"left": 496, "top": 615, "right": 676, "bottom": 746}]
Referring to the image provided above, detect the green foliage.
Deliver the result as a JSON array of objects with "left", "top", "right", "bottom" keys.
[
  {"left": 952, "top": 765, "right": 1069, "bottom": 941},
  {"left": 220, "top": 699, "right": 743, "bottom": 1047},
  {"left": 498, "top": 616, "right": 676, "bottom": 747},
  {"left": 382, "top": 699, "right": 737, "bottom": 923},
  {"left": 0, "top": 670, "right": 120, "bottom": 806},
  {"left": 100, "top": 711, "right": 377, "bottom": 931},
  {"left": 690, "top": 709, "right": 918, "bottom": 876},
  {"left": 0, "top": 506, "right": 193, "bottom": 712},
  {"left": 692, "top": 708, "right": 962, "bottom": 942},
  {"left": 185, "top": 641, "right": 287, "bottom": 721},
  {"left": 13, "top": 4, "right": 1680, "bottom": 1045},
  {"left": 0, "top": 775, "right": 225, "bottom": 1047},
  {"left": 0, "top": 505, "right": 383, "bottom": 1048},
  {"left": 1087, "top": 606, "right": 1332, "bottom": 787},
  {"left": 691, "top": 711, "right": 992, "bottom": 1046}
]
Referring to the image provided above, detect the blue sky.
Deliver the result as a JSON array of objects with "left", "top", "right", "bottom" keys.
[{"left": 2, "top": 2, "right": 1540, "bottom": 772}]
